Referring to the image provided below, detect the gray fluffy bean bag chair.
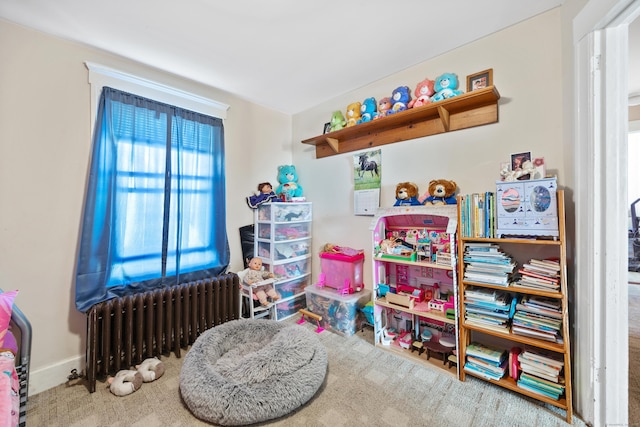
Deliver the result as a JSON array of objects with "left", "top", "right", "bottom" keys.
[{"left": 179, "top": 319, "right": 328, "bottom": 426}]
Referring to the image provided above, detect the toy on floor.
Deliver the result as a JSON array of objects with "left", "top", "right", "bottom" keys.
[
  {"left": 136, "top": 357, "right": 166, "bottom": 383},
  {"left": 297, "top": 309, "right": 324, "bottom": 333},
  {"left": 107, "top": 369, "right": 143, "bottom": 396}
]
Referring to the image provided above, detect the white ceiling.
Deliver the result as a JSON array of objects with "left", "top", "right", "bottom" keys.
[{"left": 1, "top": 1, "right": 572, "bottom": 114}]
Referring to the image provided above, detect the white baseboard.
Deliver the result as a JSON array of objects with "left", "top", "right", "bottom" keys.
[{"left": 28, "top": 355, "right": 84, "bottom": 396}]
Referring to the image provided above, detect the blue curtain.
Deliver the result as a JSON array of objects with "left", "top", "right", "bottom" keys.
[{"left": 75, "top": 87, "right": 229, "bottom": 312}]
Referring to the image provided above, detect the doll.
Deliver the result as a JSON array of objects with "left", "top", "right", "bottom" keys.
[
  {"left": 246, "top": 182, "right": 282, "bottom": 209},
  {"left": 243, "top": 257, "right": 280, "bottom": 306}
]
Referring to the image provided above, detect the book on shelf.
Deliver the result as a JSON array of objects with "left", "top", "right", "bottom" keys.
[
  {"left": 464, "top": 361, "right": 505, "bottom": 381},
  {"left": 516, "top": 380, "right": 562, "bottom": 400},
  {"left": 519, "top": 349, "right": 564, "bottom": 369},
  {"left": 511, "top": 325, "right": 561, "bottom": 342},
  {"left": 466, "top": 355, "right": 508, "bottom": 376},
  {"left": 466, "top": 342, "right": 507, "bottom": 364},
  {"left": 519, "top": 372, "right": 565, "bottom": 391},
  {"left": 460, "top": 192, "right": 495, "bottom": 238}
]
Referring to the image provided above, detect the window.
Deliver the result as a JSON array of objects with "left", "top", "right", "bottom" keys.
[{"left": 75, "top": 87, "right": 229, "bottom": 312}]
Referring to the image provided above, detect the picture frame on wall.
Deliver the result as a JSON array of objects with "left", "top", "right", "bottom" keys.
[{"left": 467, "top": 68, "right": 493, "bottom": 92}]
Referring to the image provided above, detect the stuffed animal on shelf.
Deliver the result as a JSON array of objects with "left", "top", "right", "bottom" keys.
[
  {"left": 136, "top": 357, "right": 166, "bottom": 383},
  {"left": 408, "top": 78, "right": 435, "bottom": 109},
  {"left": 375, "top": 97, "right": 392, "bottom": 119},
  {"left": 388, "top": 86, "right": 412, "bottom": 114},
  {"left": 346, "top": 101, "right": 362, "bottom": 127},
  {"left": 107, "top": 369, "right": 143, "bottom": 396},
  {"left": 329, "top": 110, "right": 347, "bottom": 132},
  {"left": 500, "top": 159, "right": 536, "bottom": 182},
  {"left": 246, "top": 182, "right": 282, "bottom": 209},
  {"left": 275, "top": 165, "right": 303, "bottom": 199},
  {"left": 357, "top": 97, "right": 377, "bottom": 124},
  {"left": 394, "top": 182, "right": 422, "bottom": 206},
  {"left": 243, "top": 257, "right": 280, "bottom": 306},
  {"left": 423, "top": 179, "right": 458, "bottom": 205},
  {"left": 430, "top": 73, "right": 464, "bottom": 102}
]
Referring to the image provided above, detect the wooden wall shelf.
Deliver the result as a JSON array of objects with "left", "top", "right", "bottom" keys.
[{"left": 301, "top": 86, "right": 500, "bottom": 158}]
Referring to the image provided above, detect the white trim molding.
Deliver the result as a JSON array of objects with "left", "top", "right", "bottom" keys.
[{"left": 84, "top": 62, "right": 229, "bottom": 127}]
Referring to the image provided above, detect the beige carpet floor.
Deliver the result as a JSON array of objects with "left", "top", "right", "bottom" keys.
[{"left": 26, "top": 317, "right": 586, "bottom": 427}]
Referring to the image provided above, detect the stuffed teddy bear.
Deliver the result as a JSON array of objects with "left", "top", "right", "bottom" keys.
[
  {"left": 346, "top": 101, "right": 362, "bottom": 127},
  {"left": 107, "top": 369, "right": 143, "bottom": 396},
  {"left": 423, "top": 179, "right": 458, "bottom": 205},
  {"left": 430, "top": 73, "right": 464, "bottom": 102},
  {"left": 388, "top": 86, "right": 412, "bottom": 114},
  {"left": 136, "top": 357, "right": 166, "bottom": 383},
  {"left": 375, "top": 97, "right": 392, "bottom": 119},
  {"left": 394, "top": 182, "right": 422, "bottom": 206},
  {"left": 408, "top": 78, "right": 435, "bottom": 109},
  {"left": 275, "top": 165, "right": 303, "bottom": 199},
  {"left": 357, "top": 97, "right": 377, "bottom": 124},
  {"left": 329, "top": 110, "right": 347, "bottom": 132}
]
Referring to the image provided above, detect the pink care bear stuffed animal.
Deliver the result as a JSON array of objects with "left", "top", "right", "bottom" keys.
[{"left": 408, "top": 78, "right": 435, "bottom": 109}]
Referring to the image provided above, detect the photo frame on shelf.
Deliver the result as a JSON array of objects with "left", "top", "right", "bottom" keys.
[
  {"left": 323, "top": 122, "right": 331, "bottom": 134},
  {"left": 467, "top": 68, "right": 493, "bottom": 92},
  {"left": 532, "top": 157, "right": 546, "bottom": 179},
  {"left": 511, "top": 151, "right": 532, "bottom": 180}
]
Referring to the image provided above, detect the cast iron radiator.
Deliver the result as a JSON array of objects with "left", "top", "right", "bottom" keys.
[{"left": 85, "top": 273, "right": 240, "bottom": 392}]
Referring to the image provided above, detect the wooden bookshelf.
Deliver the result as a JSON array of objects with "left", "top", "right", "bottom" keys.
[{"left": 457, "top": 190, "right": 573, "bottom": 423}]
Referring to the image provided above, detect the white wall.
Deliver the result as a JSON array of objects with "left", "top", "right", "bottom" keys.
[
  {"left": 293, "top": 9, "right": 563, "bottom": 292},
  {"left": 0, "top": 19, "right": 292, "bottom": 393}
]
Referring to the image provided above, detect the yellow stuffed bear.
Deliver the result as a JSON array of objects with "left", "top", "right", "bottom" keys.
[{"left": 345, "top": 101, "right": 362, "bottom": 127}]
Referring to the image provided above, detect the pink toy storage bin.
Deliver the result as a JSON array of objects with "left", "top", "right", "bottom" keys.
[{"left": 317, "top": 252, "right": 364, "bottom": 293}]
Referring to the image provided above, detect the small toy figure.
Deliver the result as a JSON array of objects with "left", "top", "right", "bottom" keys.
[
  {"left": 408, "top": 78, "right": 435, "bottom": 108},
  {"left": 329, "top": 110, "right": 347, "bottom": 132},
  {"left": 346, "top": 101, "right": 362, "bottom": 127},
  {"left": 394, "top": 182, "right": 422, "bottom": 206},
  {"left": 423, "top": 179, "right": 458, "bottom": 205},
  {"left": 375, "top": 97, "right": 392, "bottom": 119},
  {"left": 388, "top": 86, "right": 412, "bottom": 114},
  {"left": 357, "top": 97, "right": 377, "bottom": 124},
  {"left": 243, "top": 257, "right": 280, "bottom": 306},
  {"left": 275, "top": 164, "right": 304, "bottom": 199},
  {"left": 430, "top": 73, "right": 464, "bottom": 102},
  {"left": 246, "top": 182, "right": 282, "bottom": 209}
]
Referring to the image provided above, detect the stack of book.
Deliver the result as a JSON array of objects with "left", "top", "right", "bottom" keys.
[
  {"left": 459, "top": 192, "right": 495, "bottom": 238},
  {"left": 512, "top": 258, "right": 561, "bottom": 291},
  {"left": 516, "top": 349, "right": 565, "bottom": 400},
  {"left": 464, "top": 286, "right": 515, "bottom": 333},
  {"left": 511, "top": 296, "right": 563, "bottom": 343},
  {"left": 463, "top": 243, "right": 516, "bottom": 287},
  {"left": 464, "top": 342, "right": 507, "bottom": 381}
]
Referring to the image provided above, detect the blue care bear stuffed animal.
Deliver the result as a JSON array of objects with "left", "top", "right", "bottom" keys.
[
  {"left": 276, "top": 165, "right": 303, "bottom": 199},
  {"left": 357, "top": 97, "right": 377, "bottom": 124},
  {"left": 430, "top": 73, "right": 464, "bottom": 102},
  {"left": 388, "top": 86, "right": 412, "bottom": 114}
]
